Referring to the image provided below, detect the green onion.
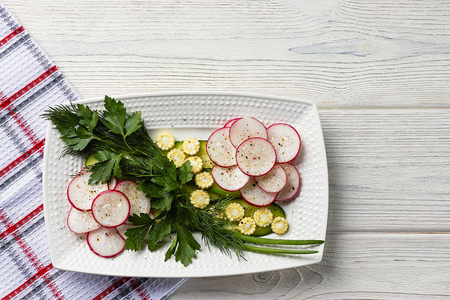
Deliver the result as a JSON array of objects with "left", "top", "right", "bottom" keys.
[
  {"left": 233, "top": 232, "right": 324, "bottom": 246},
  {"left": 243, "top": 244, "right": 319, "bottom": 255}
]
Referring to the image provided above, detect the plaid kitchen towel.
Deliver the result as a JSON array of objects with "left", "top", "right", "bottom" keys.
[{"left": 0, "top": 4, "right": 186, "bottom": 300}]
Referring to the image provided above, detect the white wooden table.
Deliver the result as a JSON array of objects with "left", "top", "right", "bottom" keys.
[{"left": 4, "top": 1, "right": 450, "bottom": 298}]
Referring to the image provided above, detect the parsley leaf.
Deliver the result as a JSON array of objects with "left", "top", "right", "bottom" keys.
[
  {"left": 94, "top": 149, "right": 117, "bottom": 162},
  {"left": 164, "top": 236, "right": 178, "bottom": 262},
  {"left": 66, "top": 128, "right": 93, "bottom": 151},
  {"left": 137, "top": 179, "right": 177, "bottom": 212},
  {"left": 124, "top": 111, "right": 142, "bottom": 138},
  {"left": 178, "top": 161, "right": 193, "bottom": 185},
  {"left": 102, "top": 95, "right": 126, "bottom": 135},
  {"left": 76, "top": 104, "right": 98, "bottom": 132},
  {"left": 151, "top": 154, "right": 179, "bottom": 192},
  {"left": 152, "top": 154, "right": 177, "bottom": 181},
  {"left": 150, "top": 190, "right": 176, "bottom": 211},
  {"left": 151, "top": 176, "right": 180, "bottom": 192},
  {"left": 129, "top": 213, "right": 154, "bottom": 225},
  {"left": 175, "top": 227, "right": 200, "bottom": 267},
  {"left": 137, "top": 181, "right": 165, "bottom": 198},
  {"left": 125, "top": 213, "right": 154, "bottom": 251},
  {"left": 146, "top": 215, "right": 173, "bottom": 251},
  {"left": 89, "top": 151, "right": 122, "bottom": 184}
]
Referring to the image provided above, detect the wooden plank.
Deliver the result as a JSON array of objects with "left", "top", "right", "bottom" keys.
[
  {"left": 321, "top": 108, "right": 450, "bottom": 232},
  {"left": 169, "top": 233, "right": 450, "bottom": 299},
  {"left": 2, "top": 0, "right": 450, "bottom": 107}
]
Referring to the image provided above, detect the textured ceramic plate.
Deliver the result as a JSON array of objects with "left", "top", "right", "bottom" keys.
[{"left": 43, "top": 92, "right": 328, "bottom": 278}]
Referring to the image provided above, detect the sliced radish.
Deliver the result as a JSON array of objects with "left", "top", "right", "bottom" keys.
[
  {"left": 224, "top": 118, "right": 241, "bottom": 128},
  {"left": 275, "top": 163, "right": 301, "bottom": 201},
  {"left": 67, "top": 172, "right": 109, "bottom": 211},
  {"left": 91, "top": 190, "right": 130, "bottom": 228},
  {"left": 236, "top": 137, "right": 277, "bottom": 176},
  {"left": 256, "top": 164, "right": 287, "bottom": 193},
  {"left": 211, "top": 165, "right": 250, "bottom": 192},
  {"left": 87, "top": 227, "right": 126, "bottom": 258},
  {"left": 267, "top": 123, "right": 301, "bottom": 163},
  {"left": 109, "top": 177, "right": 117, "bottom": 190},
  {"left": 206, "top": 127, "right": 237, "bottom": 167},
  {"left": 229, "top": 117, "right": 268, "bottom": 148},
  {"left": 114, "top": 180, "right": 151, "bottom": 216},
  {"left": 240, "top": 177, "right": 277, "bottom": 207},
  {"left": 67, "top": 207, "right": 101, "bottom": 234}
]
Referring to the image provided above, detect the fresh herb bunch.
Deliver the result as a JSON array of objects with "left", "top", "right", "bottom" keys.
[
  {"left": 43, "top": 96, "right": 244, "bottom": 266},
  {"left": 43, "top": 96, "right": 324, "bottom": 267}
]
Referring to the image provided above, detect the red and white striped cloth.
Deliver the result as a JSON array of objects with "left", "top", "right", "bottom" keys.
[{"left": 0, "top": 4, "right": 186, "bottom": 299}]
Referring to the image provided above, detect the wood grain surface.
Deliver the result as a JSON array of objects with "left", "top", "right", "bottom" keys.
[{"left": 3, "top": 0, "right": 449, "bottom": 298}]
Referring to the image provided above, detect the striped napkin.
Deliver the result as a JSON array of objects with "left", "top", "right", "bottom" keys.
[{"left": 0, "top": 4, "right": 186, "bottom": 299}]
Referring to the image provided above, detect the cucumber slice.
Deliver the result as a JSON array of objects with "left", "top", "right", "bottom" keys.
[
  {"left": 208, "top": 182, "right": 241, "bottom": 199},
  {"left": 222, "top": 199, "right": 285, "bottom": 236},
  {"left": 85, "top": 153, "right": 98, "bottom": 166},
  {"left": 198, "top": 140, "right": 214, "bottom": 169}
]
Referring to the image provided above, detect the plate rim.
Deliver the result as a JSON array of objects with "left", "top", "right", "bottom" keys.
[
  {"left": 59, "top": 91, "right": 317, "bottom": 106},
  {"left": 43, "top": 91, "right": 329, "bottom": 278}
]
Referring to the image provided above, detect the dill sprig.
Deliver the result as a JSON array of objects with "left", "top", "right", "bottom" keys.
[{"left": 185, "top": 199, "right": 244, "bottom": 259}]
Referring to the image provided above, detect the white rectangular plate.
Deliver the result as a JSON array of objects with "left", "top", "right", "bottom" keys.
[{"left": 43, "top": 92, "right": 328, "bottom": 278}]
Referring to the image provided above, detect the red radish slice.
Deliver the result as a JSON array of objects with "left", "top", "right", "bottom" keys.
[
  {"left": 256, "top": 164, "right": 287, "bottom": 193},
  {"left": 229, "top": 117, "right": 268, "bottom": 148},
  {"left": 267, "top": 123, "right": 301, "bottom": 163},
  {"left": 91, "top": 190, "right": 130, "bottom": 228},
  {"left": 67, "top": 172, "right": 109, "bottom": 211},
  {"left": 211, "top": 165, "right": 250, "bottom": 192},
  {"left": 114, "top": 180, "right": 151, "bottom": 216},
  {"left": 67, "top": 207, "right": 101, "bottom": 234},
  {"left": 206, "top": 127, "right": 237, "bottom": 167},
  {"left": 87, "top": 227, "right": 125, "bottom": 258},
  {"left": 275, "top": 163, "right": 301, "bottom": 201},
  {"left": 236, "top": 137, "right": 277, "bottom": 176},
  {"left": 224, "top": 118, "right": 241, "bottom": 128},
  {"left": 109, "top": 177, "right": 117, "bottom": 190},
  {"left": 116, "top": 223, "right": 136, "bottom": 240},
  {"left": 240, "top": 177, "right": 277, "bottom": 207}
]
